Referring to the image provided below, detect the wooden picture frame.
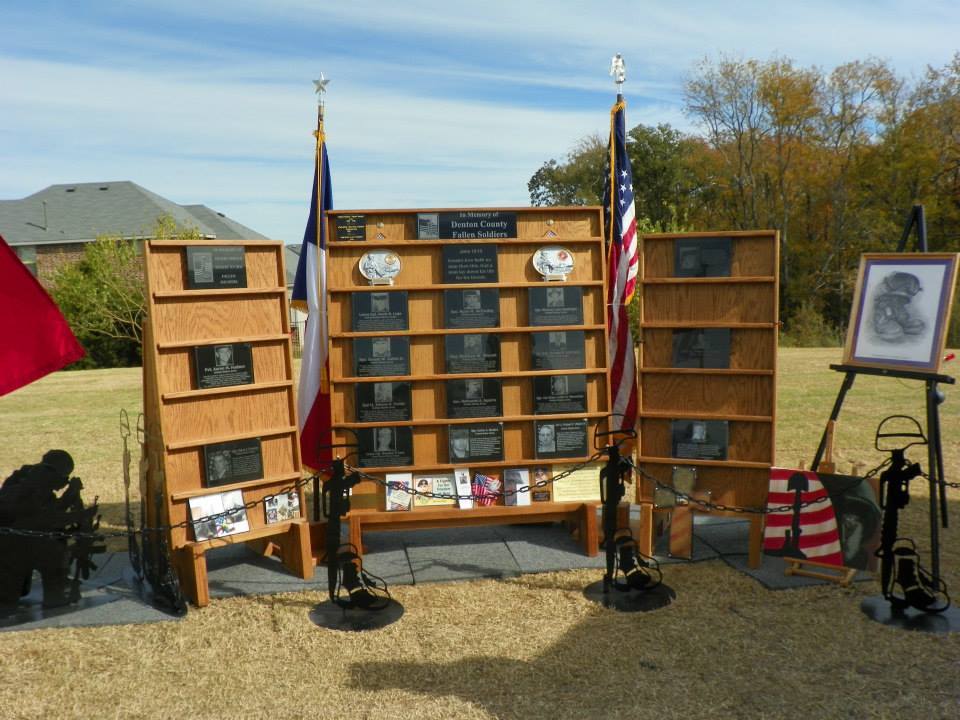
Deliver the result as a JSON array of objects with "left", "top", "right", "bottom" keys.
[{"left": 843, "top": 253, "right": 959, "bottom": 374}]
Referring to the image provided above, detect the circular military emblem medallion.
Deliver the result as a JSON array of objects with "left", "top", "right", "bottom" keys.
[
  {"left": 532, "top": 246, "right": 575, "bottom": 278},
  {"left": 359, "top": 250, "right": 402, "bottom": 283}
]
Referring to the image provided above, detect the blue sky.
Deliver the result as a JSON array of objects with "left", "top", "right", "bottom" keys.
[{"left": 1, "top": 1, "right": 957, "bottom": 244}]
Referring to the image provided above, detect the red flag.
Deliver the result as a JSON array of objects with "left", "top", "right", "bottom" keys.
[{"left": 0, "top": 235, "right": 85, "bottom": 395}]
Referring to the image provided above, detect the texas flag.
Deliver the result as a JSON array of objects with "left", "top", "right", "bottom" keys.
[{"left": 0, "top": 235, "right": 84, "bottom": 395}]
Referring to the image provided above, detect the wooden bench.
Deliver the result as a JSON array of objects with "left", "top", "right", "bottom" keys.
[{"left": 345, "top": 502, "right": 599, "bottom": 557}]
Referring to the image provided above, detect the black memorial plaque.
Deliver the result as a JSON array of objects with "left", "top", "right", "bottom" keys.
[
  {"left": 358, "top": 426, "right": 413, "bottom": 467},
  {"left": 448, "top": 422, "right": 504, "bottom": 463},
  {"left": 418, "top": 211, "right": 517, "bottom": 240},
  {"left": 351, "top": 291, "right": 408, "bottom": 332},
  {"left": 185, "top": 246, "right": 247, "bottom": 289},
  {"left": 442, "top": 245, "right": 499, "bottom": 284},
  {"left": 336, "top": 214, "right": 366, "bottom": 241},
  {"left": 535, "top": 419, "right": 589, "bottom": 460},
  {"left": 672, "top": 328, "right": 731, "bottom": 368},
  {"left": 671, "top": 419, "right": 729, "bottom": 461},
  {"left": 444, "top": 288, "right": 500, "bottom": 329},
  {"left": 356, "top": 382, "right": 412, "bottom": 422},
  {"left": 528, "top": 286, "right": 584, "bottom": 326},
  {"left": 203, "top": 438, "right": 263, "bottom": 488},
  {"left": 674, "top": 237, "right": 732, "bottom": 278},
  {"left": 531, "top": 330, "right": 586, "bottom": 370},
  {"left": 354, "top": 336, "right": 410, "bottom": 377},
  {"left": 194, "top": 343, "right": 254, "bottom": 389},
  {"left": 533, "top": 374, "right": 587, "bottom": 414},
  {"left": 446, "top": 378, "right": 502, "bottom": 419},
  {"left": 444, "top": 333, "right": 500, "bottom": 374}
]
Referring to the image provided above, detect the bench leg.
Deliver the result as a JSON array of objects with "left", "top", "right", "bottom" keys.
[
  {"left": 175, "top": 545, "right": 209, "bottom": 608},
  {"left": 637, "top": 503, "right": 654, "bottom": 558},
  {"left": 279, "top": 520, "right": 314, "bottom": 580},
  {"left": 348, "top": 518, "right": 363, "bottom": 558},
  {"left": 580, "top": 504, "right": 598, "bottom": 556}
]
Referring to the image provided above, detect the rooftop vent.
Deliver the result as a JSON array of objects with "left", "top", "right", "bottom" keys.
[
  {"left": 98, "top": 186, "right": 109, "bottom": 191},
  {"left": 65, "top": 188, "right": 76, "bottom": 193}
]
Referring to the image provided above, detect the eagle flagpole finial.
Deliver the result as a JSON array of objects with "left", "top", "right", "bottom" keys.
[{"left": 609, "top": 54, "right": 626, "bottom": 95}]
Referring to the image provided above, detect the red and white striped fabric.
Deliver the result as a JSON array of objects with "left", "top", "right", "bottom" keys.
[
  {"left": 603, "top": 98, "right": 638, "bottom": 433},
  {"left": 763, "top": 467, "right": 843, "bottom": 565},
  {"left": 471, "top": 473, "right": 498, "bottom": 507}
]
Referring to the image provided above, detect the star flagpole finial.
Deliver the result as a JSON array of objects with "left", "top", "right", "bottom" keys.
[
  {"left": 609, "top": 53, "right": 626, "bottom": 96},
  {"left": 314, "top": 73, "right": 330, "bottom": 123}
]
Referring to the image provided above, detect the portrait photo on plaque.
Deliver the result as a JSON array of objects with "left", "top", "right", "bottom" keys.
[
  {"left": 444, "top": 333, "right": 500, "bottom": 374},
  {"left": 448, "top": 422, "right": 504, "bottom": 463},
  {"left": 358, "top": 426, "right": 413, "bottom": 467},
  {"left": 185, "top": 245, "right": 247, "bottom": 289},
  {"left": 531, "top": 330, "right": 586, "bottom": 370},
  {"left": 671, "top": 328, "right": 731, "bottom": 368},
  {"left": 353, "top": 336, "right": 410, "bottom": 377},
  {"left": 351, "top": 290, "right": 408, "bottom": 331},
  {"left": 533, "top": 374, "right": 587, "bottom": 414},
  {"left": 671, "top": 419, "right": 729, "bottom": 461},
  {"left": 674, "top": 237, "right": 732, "bottom": 278},
  {"left": 446, "top": 378, "right": 502, "bottom": 418},
  {"left": 356, "top": 381, "right": 412, "bottom": 422},
  {"left": 194, "top": 342, "right": 254, "bottom": 389},
  {"left": 535, "top": 419, "right": 589, "bottom": 460},
  {"left": 441, "top": 244, "right": 499, "bottom": 284},
  {"left": 528, "top": 285, "right": 584, "bottom": 326},
  {"left": 203, "top": 437, "right": 263, "bottom": 488},
  {"left": 444, "top": 288, "right": 500, "bottom": 329}
]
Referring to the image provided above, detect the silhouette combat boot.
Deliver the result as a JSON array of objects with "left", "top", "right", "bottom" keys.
[
  {"left": 335, "top": 549, "right": 390, "bottom": 611},
  {"left": 613, "top": 532, "right": 661, "bottom": 592},
  {"left": 887, "top": 544, "right": 939, "bottom": 611}
]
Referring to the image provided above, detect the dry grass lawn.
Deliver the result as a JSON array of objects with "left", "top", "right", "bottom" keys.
[{"left": 0, "top": 348, "right": 958, "bottom": 719}]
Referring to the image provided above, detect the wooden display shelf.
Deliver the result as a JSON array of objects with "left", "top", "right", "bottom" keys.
[
  {"left": 642, "top": 276, "right": 775, "bottom": 285},
  {"left": 327, "top": 237, "right": 603, "bottom": 247},
  {"left": 170, "top": 472, "right": 303, "bottom": 501},
  {"left": 640, "top": 368, "right": 774, "bottom": 376},
  {"left": 153, "top": 287, "right": 286, "bottom": 298},
  {"left": 162, "top": 380, "right": 294, "bottom": 402},
  {"left": 333, "top": 368, "right": 609, "bottom": 384},
  {"left": 166, "top": 425, "right": 297, "bottom": 451},
  {"left": 331, "top": 324, "right": 606, "bottom": 338},
  {"left": 638, "top": 411, "right": 773, "bottom": 423},
  {"left": 157, "top": 332, "right": 291, "bottom": 350},
  {"left": 640, "top": 321, "right": 777, "bottom": 329},
  {"left": 635, "top": 456, "right": 771, "bottom": 470},
  {"left": 329, "top": 280, "right": 604, "bottom": 293},
  {"left": 336, "top": 412, "right": 609, "bottom": 429},
  {"left": 350, "top": 454, "right": 601, "bottom": 474},
  {"left": 347, "top": 502, "right": 598, "bottom": 557}
]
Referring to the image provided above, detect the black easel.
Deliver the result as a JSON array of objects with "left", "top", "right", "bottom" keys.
[{"left": 811, "top": 204, "right": 953, "bottom": 584}]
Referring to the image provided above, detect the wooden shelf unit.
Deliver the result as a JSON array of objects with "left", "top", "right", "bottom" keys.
[
  {"left": 324, "top": 207, "right": 610, "bottom": 554},
  {"left": 636, "top": 230, "right": 779, "bottom": 567},
  {"left": 141, "top": 239, "right": 313, "bottom": 607}
]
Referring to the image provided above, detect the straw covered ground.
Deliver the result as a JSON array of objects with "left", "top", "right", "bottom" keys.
[{"left": 0, "top": 349, "right": 958, "bottom": 719}]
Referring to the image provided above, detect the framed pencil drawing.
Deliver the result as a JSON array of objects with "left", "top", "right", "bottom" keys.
[{"left": 843, "top": 253, "right": 958, "bottom": 374}]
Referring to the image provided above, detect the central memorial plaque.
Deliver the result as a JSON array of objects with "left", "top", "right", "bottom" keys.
[
  {"left": 535, "top": 419, "right": 589, "bottom": 460},
  {"left": 448, "top": 422, "right": 504, "bottom": 463},
  {"left": 442, "top": 245, "right": 499, "bottom": 284},
  {"left": 444, "top": 333, "right": 500, "bottom": 374},
  {"left": 444, "top": 288, "right": 499, "bottom": 329},
  {"left": 417, "top": 211, "right": 517, "bottom": 240},
  {"left": 353, "top": 336, "right": 410, "bottom": 377},
  {"left": 446, "top": 378, "right": 502, "bottom": 418},
  {"left": 185, "top": 246, "right": 247, "bottom": 289},
  {"left": 530, "top": 330, "right": 586, "bottom": 370},
  {"left": 674, "top": 237, "right": 732, "bottom": 278},
  {"left": 533, "top": 374, "right": 587, "bottom": 414},
  {"left": 528, "top": 286, "right": 584, "bottom": 326},
  {"left": 193, "top": 342, "right": 254, "bottom": 389},
  {"left": 672, "top": 328, "right": 731, "bottom": 368},
  {"left": 351, "top": 291, "right": 408, "bottom": 332},
  {"left": 358, "top": 426, "right": 414, "bottom": 467},
  {"left": 203, "top": 438, "right": 263, "bottom": 488},
  {"left": 356, "top": 381, "right": 412, "bottom": 422},
  {"left": 671, "top": 419, "right": 729, "bottom": 460}
]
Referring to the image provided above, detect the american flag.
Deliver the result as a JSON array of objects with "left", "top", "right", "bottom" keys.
[
  {"left": 471, "top": 473, "right": 499, "bottom": 507},
  {"left": 763, "top": 468, "right": 843, "bottom": 565},
  {"left": 291, "top": 121, "right": 333, "bottom": 471},
  {"left": 603, "top": 98, "right": 639, "bottom": 433}
]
